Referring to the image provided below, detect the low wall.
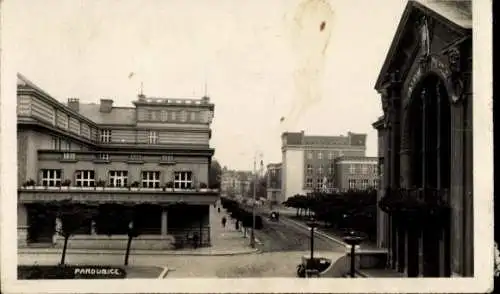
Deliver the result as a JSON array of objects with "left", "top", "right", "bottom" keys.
[{"left": 54, "top": 235, "right": 176, "bottom": 250}]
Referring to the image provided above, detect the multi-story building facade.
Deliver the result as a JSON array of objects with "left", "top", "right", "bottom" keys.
[
  {"left": 373, "top": 1, "right": 473, "bottom": 277},
  {"left": 334, "top": 156, "right": 378, "bottom": 191},
  {"left": 265, "top": 163, "right": 281, "bottom": 203},
  {"left": 17, "top": 73, "right": 218, "bottom": 250},
  {"left": 280, "top": 131, "right": 367, "bottom": 200},
  {"left": 220, "top": 168, "right": 252, "bottom": 198}
]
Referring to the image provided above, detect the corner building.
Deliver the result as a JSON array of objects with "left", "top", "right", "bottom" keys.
[
  {"left": 17, "top": 74, "right": 218, "bottom": 250},
  {"left": 373, "top": 1, "right": 473, "bottom": 276}
]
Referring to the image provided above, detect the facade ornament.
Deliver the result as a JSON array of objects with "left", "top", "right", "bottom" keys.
[
  {"left": 447, "top": 47, "right": 465, "bottom": 103},
  {"left": 417, "top": 15, "right": 432, "bottom": 69}
]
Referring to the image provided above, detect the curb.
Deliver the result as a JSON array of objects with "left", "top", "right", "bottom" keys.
[
  {"left": 18, "top": 248, "right": 261, "bottom": 257},
  {"left": 158, "top": 266, "right": 169, "bottom": 279}
]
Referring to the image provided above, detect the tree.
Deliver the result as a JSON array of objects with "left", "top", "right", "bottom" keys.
[
  {"left": 44, "top": 200, "right": 98, "bottom": 265},
  {"left": 209, "top": 159, "right": 222, "bottom": 189}
]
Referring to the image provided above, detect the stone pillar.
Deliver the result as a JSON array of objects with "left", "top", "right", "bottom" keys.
[{"left": 161, "top": 209, "right": 168, "bottom": 235}]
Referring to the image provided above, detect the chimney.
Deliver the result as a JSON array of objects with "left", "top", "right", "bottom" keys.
[
  {"left": 67, "top": 98, "right": 79, "bottom": 112},
  {"left": 99, "top": 99, "right": 113, "bottom": 113}
]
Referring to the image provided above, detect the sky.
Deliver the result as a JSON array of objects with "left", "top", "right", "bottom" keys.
[{"left": 3, "top": 0, "right": 407, "bottom": 171}]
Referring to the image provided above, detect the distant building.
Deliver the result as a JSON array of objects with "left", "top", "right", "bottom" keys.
[
  {"left": 334, "top": 156, "right": 378, "bottom": 191},
  {"left": 265, "top": 163, "right": 281, "bottom": 203},
  {"left": 220, "top": 168, "right": 252, "bottom": 198},
  {"left": 17, "top": 73, "right": 217, "bottom": 250},
  {"left": 280, "top": 131, "right": 368, "bottom": 200}
]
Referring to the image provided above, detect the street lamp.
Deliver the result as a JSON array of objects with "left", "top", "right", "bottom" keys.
[
  {"left": 306, "top": 217, "right": 319, "bottom": 265},
  {"left": 342, "top": 230, "right": 366, "bottom": 278}
]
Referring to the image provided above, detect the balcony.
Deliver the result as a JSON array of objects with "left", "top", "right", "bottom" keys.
[{"left": 18, "top": 185, "right": 220, "bottom": 205}]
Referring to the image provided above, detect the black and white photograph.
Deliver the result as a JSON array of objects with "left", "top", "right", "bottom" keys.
[{"left": 0, "top": 0, "right": 493, "bottom": 293}]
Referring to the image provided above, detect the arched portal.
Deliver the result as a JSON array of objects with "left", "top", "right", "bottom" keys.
[{"left": 406, "top": 73, "right": 452, "bottom": 277}]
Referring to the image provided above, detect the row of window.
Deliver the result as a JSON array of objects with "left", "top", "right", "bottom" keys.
[
  {"left": 348, "top": 164, "right": 378, "bottom": 175},
  {"left": 100, "top": 130, "right": 160, "bottom": 144},
  {"left": 305, "top": 177, "right": 333, "bottom": 189},
  {"left": 56, "top": 151, "right": 174, "bottom": 162},
  {"left": 40, "top": 169, "right": 194, "bottom": 189},
  {"left": 307, "top": 150, "right": 344, "bottom": 160},
  {"left": 306, "top": 164, "right": 335, "bottom": 175},
  {"left": 145, "top": 109, "right": 199, "bottom": 123},
  {"left": 348, "top": 179, "right": 378, "bottom": 189}
]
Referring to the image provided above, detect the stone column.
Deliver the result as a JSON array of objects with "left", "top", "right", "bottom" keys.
[{"left": 161, "top": 209, "right": 168, "bottom": 235}]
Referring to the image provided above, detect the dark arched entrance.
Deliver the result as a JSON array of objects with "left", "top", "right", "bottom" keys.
[{"left": 407, "top": 74, "right": 452, "bottom": 277}]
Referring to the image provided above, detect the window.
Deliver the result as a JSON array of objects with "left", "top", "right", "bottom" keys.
[
  {"left": 129, "top": 154, "right": 142, "bottom": 161},
  {"left": 305, "top": 177, "right": 313, "bottom": 187},
  {"left": 348, "top": 179, "right": 356, "bottom": 189},
  {"left": 361, "top": 179, "right": 369, "bottom": 189},
  {"left": 349, "top": 164, "right": 356, "bottom": 174},
  {"left": 316, "top": 178, "right": 323, "bottom": 189},
  {"left": 306, "top": 164, "right": 313, "bottom": 174},
  {"left": 373, "top": 179, "right": 378, "bottom": 188},
  {"left": 161, "top": 155, "right": 174, "bottom": 162},
  {"left": 62, "top": 140, "right": 70, "bottom": 151},
  {"left": 51, "top": 137, "right": 61, "bottom": 150},
  {"left": 75, "top": 170, "right": 95, "bottom": 187},
  {"left": 329, "top": 163, "right": 335, "bottom": 174},
  {"left": 109, "top": 171, "right": 128, "bottom": 187},
  {"left": 328, "top": 152, "right": 334, "bottom": 160},
  {"left": 180, "top": 110, "right": 187, "bottom": 122},
  {"left": 372, "top": 165, "right": 378, "bottom": 174},
  {"left": 142, "top": 171, "right": 160, "bottom": 188},
  {"left": 190, "top": 112, "right": 196, "bottom": 121},
  {"left": 361, "top": 165, "right": 368, "bottom": 174},
  {"left": 161, "top": 110, "right": 168, "bottom": 121},
  {"left": 318, "top": 152, "right": 323, "bottom": 160},
  {"left": 318, "top": 165, "right": 324, "bottom": 175},
  {"left": 171, "top": 111, "right": 177, "bottom": 120},
  {"left": 307, "top": 152, "right": 313, "bottom": 159},
  {"left": 62, "top": 152, "right": 75, "bottom": 160},
  {"left": 150, "top": 110, "right": 159, "bottom": 121},
  {"left": 41, "top": 169, "right": 62, "bottom": 187},
  {"left": 98, "top": 153, "right": 109, "bottom": 160},
  {"left": 339, "top": 150, "right": 344, "bottom": 157},
  {"left": 100, "top": 129, "right": 112, "bottom": 143},
  {"left": 148, "top": 131, "right": 159, "bottom": 144},
  {"left": 174, "top": 171, "right": 193, "bottom": 189}
]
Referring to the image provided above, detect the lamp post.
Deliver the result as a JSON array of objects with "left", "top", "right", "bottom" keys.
[
  {"left": 306, "top": 218, "right": 319, "bottom": 265},
  {"left": 342, "top": 230, "right": 365, "bottom": 278}
]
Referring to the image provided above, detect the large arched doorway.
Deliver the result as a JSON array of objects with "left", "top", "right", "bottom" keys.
[{"left": 407, "top": 74, "right": 451, "bottom": 277}]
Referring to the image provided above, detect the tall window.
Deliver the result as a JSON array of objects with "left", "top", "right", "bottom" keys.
[
  {"left": 317, "top": 165, "right": 324, "bottom": 175},
  {"left": 307, "top": 152, "right": 313, "bottom": 159},
  {"left": 316, "top": 178, "right": 323, "bottom": 189},
  {"left": 348, "top": 179, "right": 356, "bottom": 189},
  {"left": 306, "top": 164, "right": 313, "bottom": 174},
  {"left": 41, "top": 169, "right": 62, "bottom": 187},
  {"left": 51, "top": 137, "right": 61, "bottom": 150},
  {"left": 361, "top": 179, "right": 369, "bottom": 189},
  {"left": 305, "top": 177, "right": 313, "bottom": 187},
  {"left": 148, "top": 131, "right": 159, "bottom": 144},
  {"left": 349, "top": 164, "right": 356, "bottom": 174},
  {"left": 109, "top": 171, "right": 128, "bottom": 187},
  {"left": 328, "top": 163, "right": 335, "bottom": 174},
  {"left": 142, "top": 171, "right": 160, "bottom": 188},
  {"left": 161, "top": 110, "right": 168, "bottom": 121},
  {"left": 100, "top": 129, "right": 112, "bottom": 143},
  {"left": 317, "top": 152, "right": 323, "bottom": 160},
  {"left": 98, "top": 153, "right": 109, "bottom": 160},
  {"left": 373, "top": 179, "right": 378, "bottom": 188},
  {"left": 174, "top": 171, "right": 192, "bottom": 189},
  {"left": 328, "top": 152, "right": 334, "bottom": 160},
  {"left": 62, "top": 140, "right": 71, "bottom": 151},
  {"left": 180, "top": 110, "right": 187, "bottom": 122},
  {"left": 190, "top": 112, "right": 196, "bottom": 121},
  {"left": 75, "top": 170, "right": 95, "bottom": 187},
  {"left": 361, "top": 165, "right": 368, "bottom": 174},
  {"left": 171, "top": 111, "right": 177, "bottom": 121}
]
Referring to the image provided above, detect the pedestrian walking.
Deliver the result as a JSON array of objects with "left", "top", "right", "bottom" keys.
[
  {"left": 221, "top": 216, "right": 227, "bottom": 228},
  {"left": 217, "top": 207, "right": 221, "bottom": 213}
]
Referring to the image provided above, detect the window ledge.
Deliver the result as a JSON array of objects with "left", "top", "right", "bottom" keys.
[
  {"left": 59, "top": 159, "right": 78, "bottom": 163},
  {"left": 127, "top": 160, "right": 145, "bottom": 164},
  {"left": 93, "top": 159, "right": 110, "bottom": 164},
  {"left": 159, "top": 160, "right": 176, "bottom": 165}
]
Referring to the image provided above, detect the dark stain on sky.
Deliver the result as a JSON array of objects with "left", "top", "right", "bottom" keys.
[{"left": 320, "top": 21, "right": 326, "bottom": 31}]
